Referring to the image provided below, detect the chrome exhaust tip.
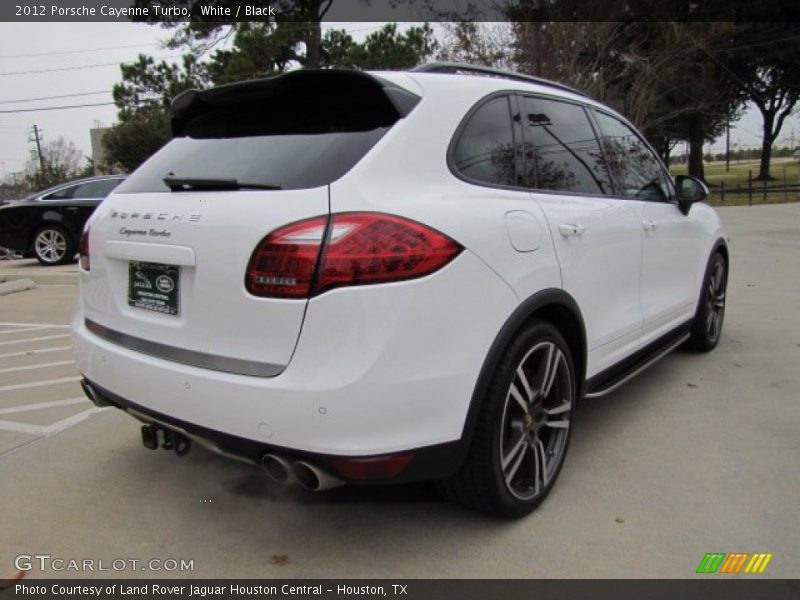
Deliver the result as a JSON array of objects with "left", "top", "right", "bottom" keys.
[
  {"left": 291, "top": 460, "right": 345, "bottom": 492},
  {"left": 261, "top": 453, "right": 293, "bottom": 484},
  {"left": 80, "top": 379, "right": 112, "bottom": 407}
]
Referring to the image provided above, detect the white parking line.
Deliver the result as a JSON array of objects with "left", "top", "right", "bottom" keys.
[
  {"left": 0, "top": 397, "right": 86, "bottom": 416},
  {"left": 0, "top": 419, "right": 42, "bottom": 435},
  {"left": 0, "top": 376, "right": 82, "bottom": 393},
  {"left": 0, "top": 334, "right": 71, "bottom": 347},
  {"left": 0, "top": 360, "right": 75, "bottom": 375},
  {"left": 0, "top": 407, "right": 106, "bottom": 436},
  {"left": 0, "top": 322, "right": 70, "bottom": 329},
  {"left": 0, "top": 346, "right": 72, "bottom": 359},
  {"left": 0, "top": 327, "right": 46, "bottom": 336}
]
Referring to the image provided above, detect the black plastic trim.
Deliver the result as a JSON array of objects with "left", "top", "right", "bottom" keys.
[
  {"left": 85, "top": 319, "right": 286, "bottom": 378},
  {"left": 171, "top": 69, "right": 421, "bottom": 135},
  {"left": 585, "top": 320, "right": 693, "bottom": 396},
  {"left": 456, "top": 288, "right": 587, "bottom": 465}
]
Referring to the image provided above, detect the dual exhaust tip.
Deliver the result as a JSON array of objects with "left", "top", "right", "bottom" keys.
[{"left": 262, "top": 453, "right": 344, "bottom": 492}]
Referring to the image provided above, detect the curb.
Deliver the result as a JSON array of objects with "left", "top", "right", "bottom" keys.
[{"left": 0, "top": 278, "right": 37, "bottom": 296}]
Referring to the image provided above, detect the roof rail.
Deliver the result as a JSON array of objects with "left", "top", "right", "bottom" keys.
[{"left": 411, "top": 62, "right": 591, "bottom": 99}]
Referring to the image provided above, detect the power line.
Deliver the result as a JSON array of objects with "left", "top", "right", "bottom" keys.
[
  {"left": 0, "top": 42, "right": 159, "bottom": 59},
  {"left": 0, "top": 91, "right": 111, "bottom": 105},
  {"left": 0, "top": 55, "right": 179, "bottom": 77},
  {"left": 0, "top": 61, "right": 122, "bottom": 76},
  {"left": 0, "top": 102, "right": 115, "bottom": 114}
]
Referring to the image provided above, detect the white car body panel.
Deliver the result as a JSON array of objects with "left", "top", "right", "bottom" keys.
[
  {"left": 71, "top": 68, "right": 728, "bottom": 472},
  {"left": 74, "top": 250, "right": 517, "bottom": 455}
]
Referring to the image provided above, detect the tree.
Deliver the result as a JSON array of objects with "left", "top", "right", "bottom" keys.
[
  {"left": 102, "top": 108, "right": 172, "bottom": 173},
  {"left": 25, "top": 137, "right": 84, "bottom": 190},
  {"left": 113, "top": 53, "right": 208, "bottom": 119},
  {"left": 436, "top": 22, "right": 514, "bottom": 69},
  {"left": 717, "top": 24, "right": 800, "bottom": 180},
  {"left": 104, "top": 11, "right": 438, "bottom": 170},
  {"left": 511, "top": 22, "right": 744, "bottom": 180},
  {"left": 322, "top": 23, "right": 437, "bottom": 70}
]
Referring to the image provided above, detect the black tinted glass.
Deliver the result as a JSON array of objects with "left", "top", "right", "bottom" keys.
[
  {"left": 43, "top": 185, "right": 79, "bottom": 200},
  {"left": 116, "top": 130, "right": 388, "bottom": 193},
  {"left": 71, "top": 178, "right": 123, "bottom": 199},
  {"left": 593, "top": 111, "right": 670, "bottom": 201},
  {"left": 523, "top": 97, "right": 611, "bottom": 195},
  {"left": 453, "top": 97, "right": 517, "bottom": 187}
]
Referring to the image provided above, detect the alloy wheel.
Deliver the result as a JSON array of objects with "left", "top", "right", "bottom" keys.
[
  {"left": 34, "top": 229, "right": 67, "bottom": 264},
  {"left": 706, "top": 259, "right": 726, "bottom": 342},
  {"left": 500, "top": 341, "right": 573, "bottom": 501}
]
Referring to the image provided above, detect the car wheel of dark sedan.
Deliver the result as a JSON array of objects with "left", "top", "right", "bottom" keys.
[{"left": 32, "top": 225, "right": 74, "bottom": 266}]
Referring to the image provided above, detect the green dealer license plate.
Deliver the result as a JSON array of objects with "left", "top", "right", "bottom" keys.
[{"left": 128, "top": 262, "right": 180, "bottom": 316}]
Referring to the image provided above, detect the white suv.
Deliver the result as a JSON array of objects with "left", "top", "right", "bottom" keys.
[{"left": 73, "top": 64, "right": 728, "bottom": 517}]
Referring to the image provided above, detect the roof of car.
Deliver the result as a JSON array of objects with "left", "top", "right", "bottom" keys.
[{"left": 410, "top": 62, "right": 592, "bottom": 99}]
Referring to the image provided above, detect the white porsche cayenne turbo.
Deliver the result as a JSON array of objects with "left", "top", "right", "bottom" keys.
[{"left": 72, "top": 63, "right": 728, "bottom": 517}]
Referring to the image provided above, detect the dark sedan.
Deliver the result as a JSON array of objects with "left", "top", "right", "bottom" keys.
[{"left": 0, "top": 174, "right": 125, "bottom": 265}]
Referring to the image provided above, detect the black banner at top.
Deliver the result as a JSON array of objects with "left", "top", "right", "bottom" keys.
[{"left": 1, "top": 0, "right": 799, "bottom": 22}]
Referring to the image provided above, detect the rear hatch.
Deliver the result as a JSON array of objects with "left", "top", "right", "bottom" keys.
[{"left": 81, "top": 70, "right": 419, "bottom": 376}]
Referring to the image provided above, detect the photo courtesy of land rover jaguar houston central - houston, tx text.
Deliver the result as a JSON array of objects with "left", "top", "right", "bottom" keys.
[{"left": 72, "top": 64, "right": 729, "bottom": 517}]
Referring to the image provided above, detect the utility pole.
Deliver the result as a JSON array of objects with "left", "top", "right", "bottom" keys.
[
  {"left": 725, "top": 120, "right": 730, "bottom": 172},
  {"left": 29, "top": 124, "right": 45, "bottom": 173}
]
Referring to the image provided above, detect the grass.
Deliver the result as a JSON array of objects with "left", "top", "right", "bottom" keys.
[{"left": 669, "top": 158, "right": 800, "bottom": 206}]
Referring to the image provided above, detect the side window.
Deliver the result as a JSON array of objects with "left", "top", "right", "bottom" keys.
[
  {"left": 42, "top": 184, "right": 79, "bottom": 201},
  {"left": 453, "top": 96, "right": 518, "bottom": 187},
  {"left": 522, "top": 96, "right": 611, "bottom": 195},
  {"left": 593, "top": 111, "right": 671, "bottom": 201},
  {"left": 70, "top": 178, "right": 123, "bottom": 199}
]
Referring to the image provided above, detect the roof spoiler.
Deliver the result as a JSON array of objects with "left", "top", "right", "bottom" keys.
[{"left": 171, "top": 69, "right": 421, "bottom": 137}]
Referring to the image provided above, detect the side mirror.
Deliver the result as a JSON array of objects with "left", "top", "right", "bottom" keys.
[{"left": 675, "top": 175, "right": 708, "bottom": 215}]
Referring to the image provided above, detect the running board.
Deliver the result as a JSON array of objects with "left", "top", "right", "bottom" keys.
[{"left": 585, "top": 326, "right": 691, "bottom": 399}]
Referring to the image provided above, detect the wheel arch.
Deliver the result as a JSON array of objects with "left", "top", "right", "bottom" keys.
[
  {"left": 713, "top": 237, "right": 729, "bottom": 266},
  {"left": 457, "top": 288, "right": 587, "bottom": 463}
]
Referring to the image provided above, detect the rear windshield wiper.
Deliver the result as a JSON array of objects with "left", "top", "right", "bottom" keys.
[{"left": 162, "top": 176, "right": 282, "bottom": 192}]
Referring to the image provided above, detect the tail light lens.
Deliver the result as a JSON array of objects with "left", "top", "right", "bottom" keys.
[
  {"left": 79, "top": 227, "right": 90, "bottom": 271},
  {"left": 245, "top": 213, "right": 462, "bottom": 298},
  {"left": 328, "top": 453, "right": 414, "bottom": 481},
  {"left": 245, "top": 217, "right": 327, "bottom": 298}
]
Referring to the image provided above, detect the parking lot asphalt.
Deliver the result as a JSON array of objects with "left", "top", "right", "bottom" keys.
[{"left": 0, "top": 204, "right": 797, "bottom": 579}]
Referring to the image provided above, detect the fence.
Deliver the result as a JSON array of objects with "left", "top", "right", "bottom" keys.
[{"left": 712, "top": 169, "right": 800, "bottom": 206}]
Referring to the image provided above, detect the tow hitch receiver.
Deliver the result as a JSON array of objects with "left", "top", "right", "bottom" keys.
[{"left": 141, "top": 424, "right": 191, "bottom": 456}]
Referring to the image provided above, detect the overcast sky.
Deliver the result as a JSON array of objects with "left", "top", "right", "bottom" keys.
[{"left": 1, "top": 22, "right": 798, "bottom": 180}]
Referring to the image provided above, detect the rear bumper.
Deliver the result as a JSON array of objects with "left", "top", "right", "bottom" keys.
[
  {"left": 81, "top": 378, "right": 463, "bottom": 484},
  {"left": 72, "top": 249, "right": 518, "bottom": 478}
]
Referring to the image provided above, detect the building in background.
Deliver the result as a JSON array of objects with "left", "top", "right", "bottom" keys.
[{"left": 90, "top": 127, "right": 111, "bottom": 173}]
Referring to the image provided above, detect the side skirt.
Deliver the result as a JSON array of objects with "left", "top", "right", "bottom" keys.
[{"left": 584, "top": 321, "right": 692, "bottom": 399}]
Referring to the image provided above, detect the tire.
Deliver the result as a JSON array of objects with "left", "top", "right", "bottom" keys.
[
  {"left": 687, "top": 252, "right": 727, "bottom": 352},
  {"left": 32, "top": 225, "right": 74, "bottom": 266},
  {"left": 438, "top": 320, "right": 576, "bottom": 518}
]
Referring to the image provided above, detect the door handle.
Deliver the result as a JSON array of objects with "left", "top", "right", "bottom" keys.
[
  {"left": 558, "top": 223, "right": 586, "bottom": 237},
  {"left": 642, "top": 220, "right": 657, "bottom": 232}
]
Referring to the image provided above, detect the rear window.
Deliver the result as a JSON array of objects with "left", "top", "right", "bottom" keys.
[{"left": 116, "top": 74, "right": 402, "bottom": 194}]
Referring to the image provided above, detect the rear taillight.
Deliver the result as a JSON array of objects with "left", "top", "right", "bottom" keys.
[
  {"left": 79, "top": 227, "right": 90, "bottom": 271},
  {"left": 245, "top": 213, "right": 462, "bottom": 298}
]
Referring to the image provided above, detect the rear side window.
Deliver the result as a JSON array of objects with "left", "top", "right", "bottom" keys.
[
  {"left": 117, "top": 77, "right": 402, "bottom": 194},
  {"left": 593, "top": 111, "right": 672, "bottom": 201},
  {"left": 71, "top": 178, "right": 123, "bottom": 199},
  {"left": 522, "top": 96, "right": 611, "bottom": 196},
  {"left": 42, "top": 184, "right": 80, "bottom": 201},
  {"left": 452, "top": 96, "right": 518, "bottom": 187}
]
